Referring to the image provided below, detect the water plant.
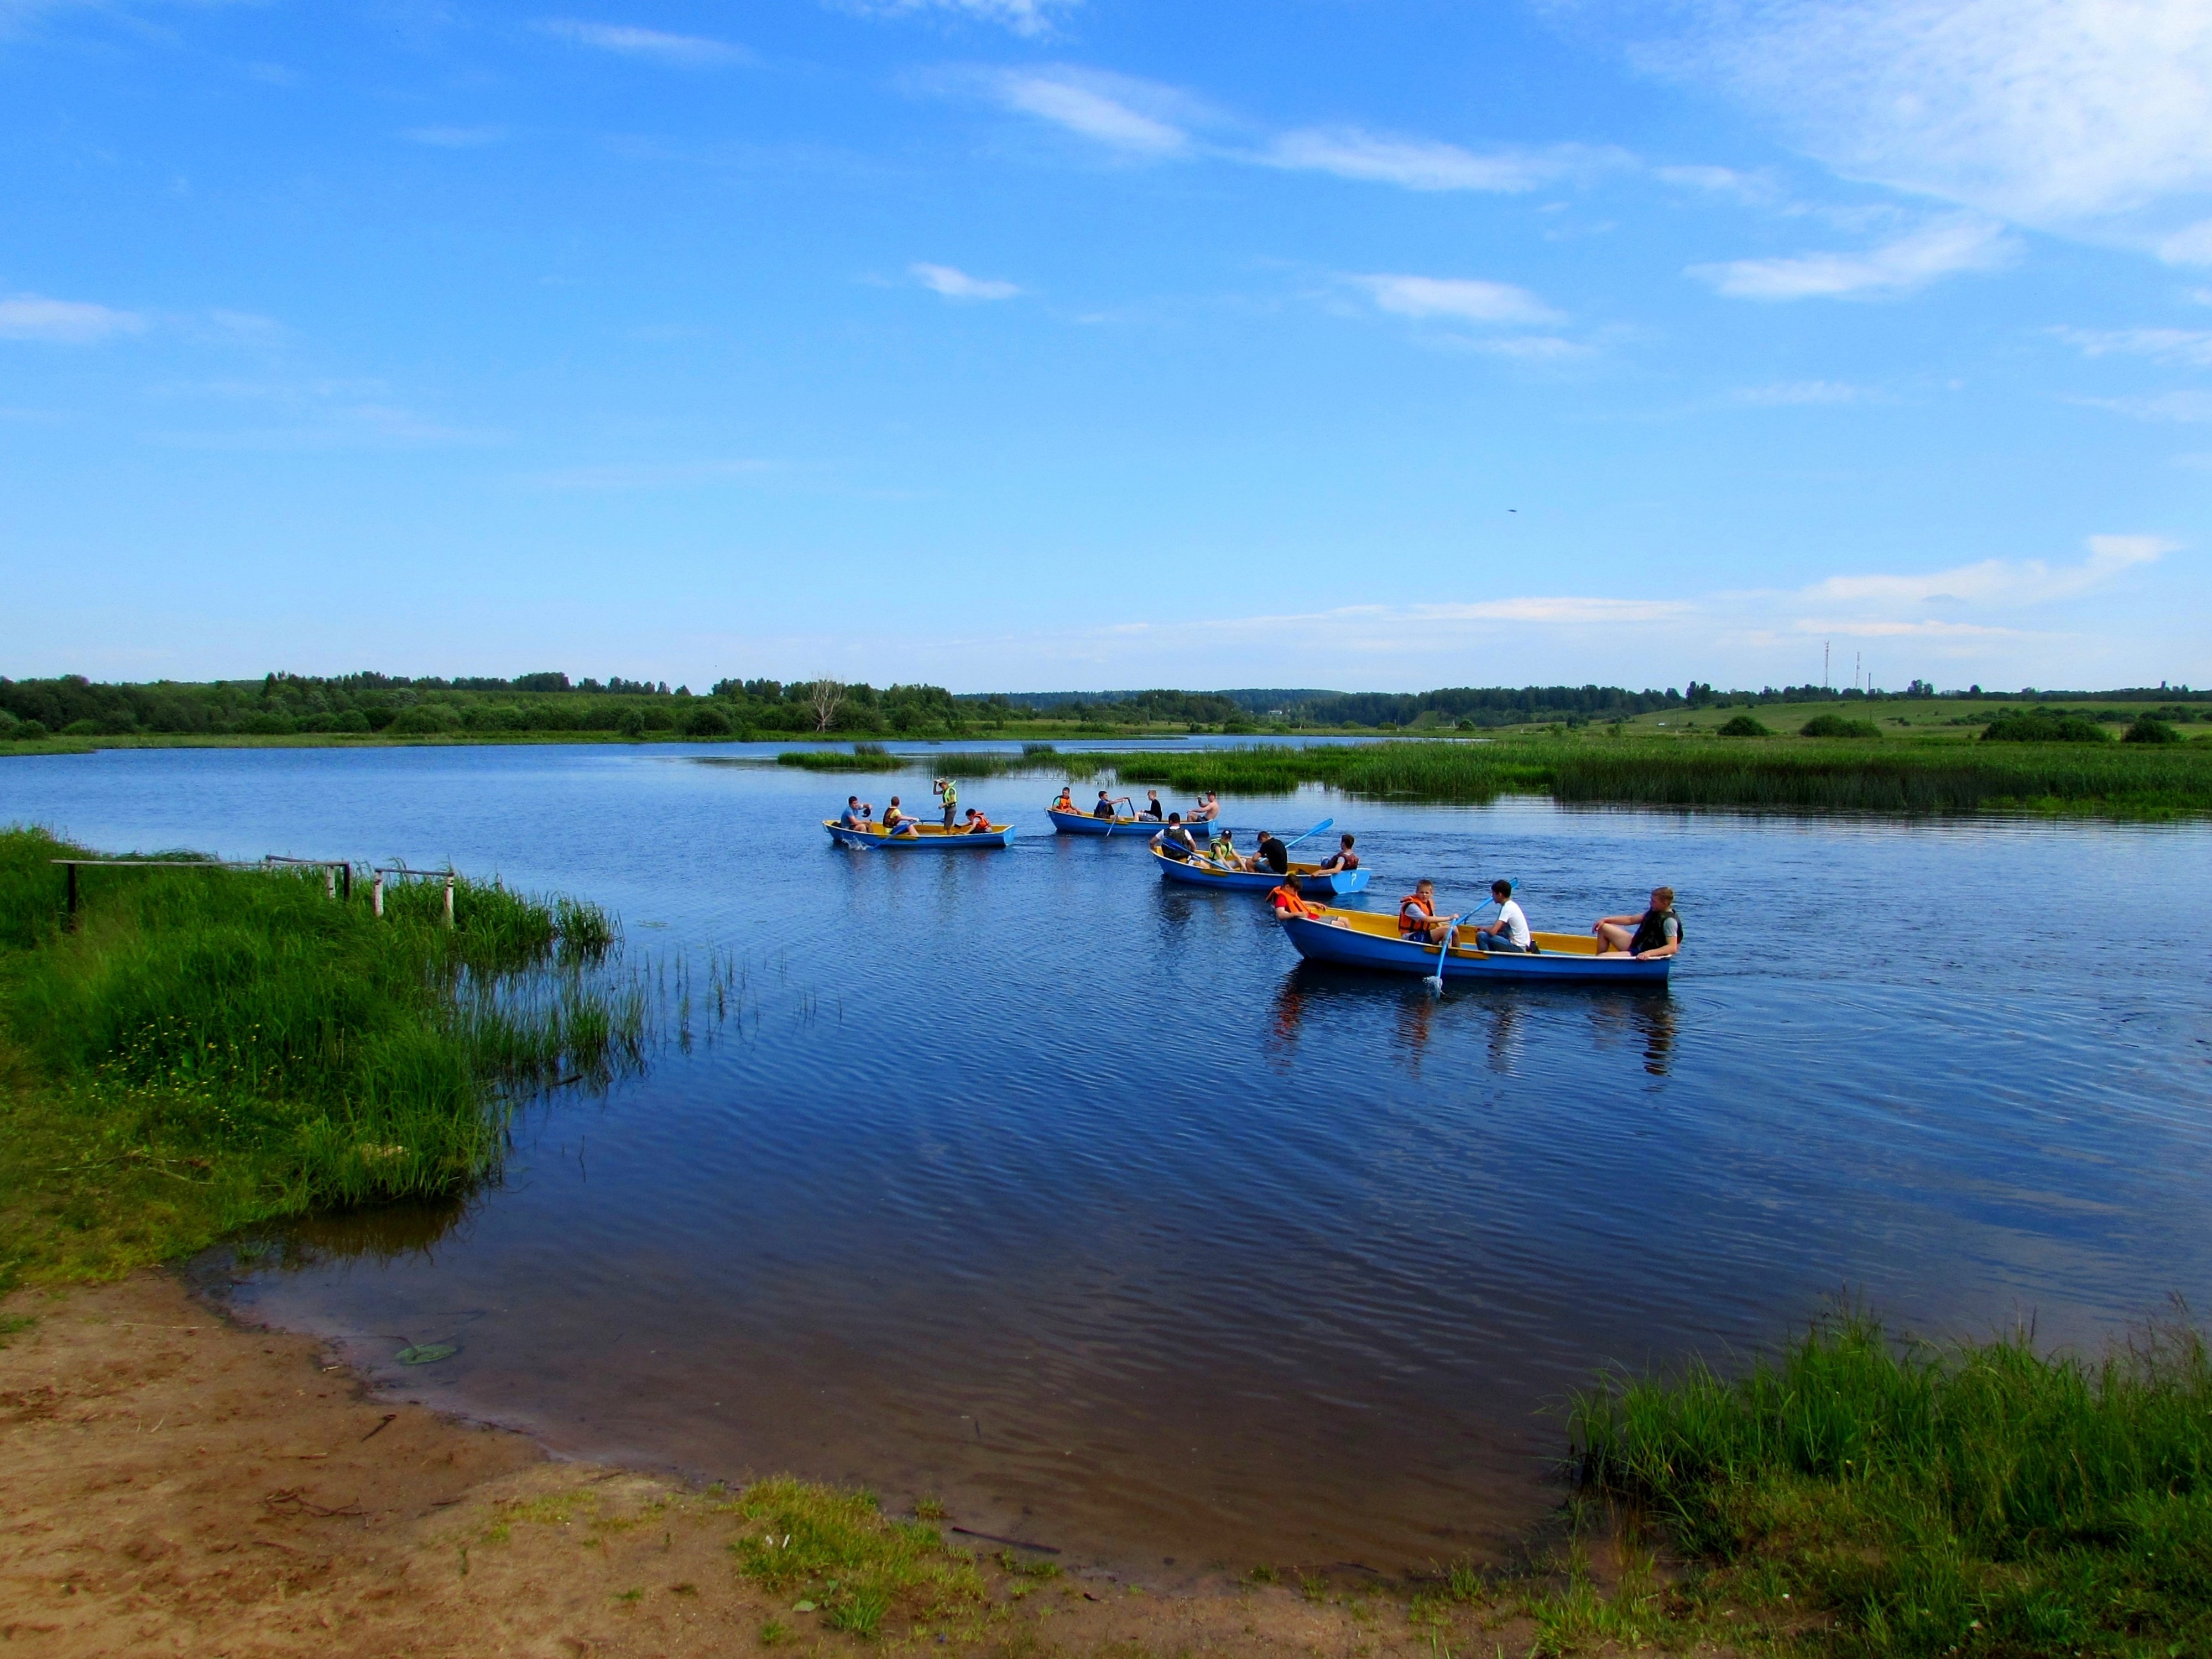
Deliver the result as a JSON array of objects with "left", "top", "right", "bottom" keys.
[
  {"left": 0, "top": 826, "right": 644, "bottom": 1281},
  {"left": 1566, "top": 1310, "right": 2212, "bottom": 1657}
]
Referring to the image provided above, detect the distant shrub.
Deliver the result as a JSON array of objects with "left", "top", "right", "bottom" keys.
[
  {"left": 364, "top": 706, "right": 399, "bottom": 731},
  {"left": 2123, "top": 714, "right": 2183, "bottom": 745},
  {"left": 617, "top": 709, "right": 645, "bottom": 739},
  {"left": 1717, "top": 714, "right": 1772, "bottom": 737},
  {"left": 62, "top": 719, "right": 102, "bottom": 737},
  {"left": 1022, "top": 743, "right": 1058, "bottom": 757},
  {"left": 1799, "top": 714, "right": 1881, "bottom": 739},
  {"left": 238, "top": 711, "right": 295, "bottom": 735},
  {"left": 14, "top": 720, "right": 50, "bottom": 741},
  {"left": 1982, "top": 711, "right": 2110, "bottom": 743},
  {"left": 389, "top": 705, "right": 461, "bottom": 736},
  {"left": 681, "top": 705, "right": 733, "bottom": 738},
  {"left": 336, "top": 709, "right": 371, "bottom": 733}
]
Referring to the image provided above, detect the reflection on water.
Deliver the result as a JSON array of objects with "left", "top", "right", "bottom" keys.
[{"left": 7, "top": 745, "right": 2210, "bottom": 1572}]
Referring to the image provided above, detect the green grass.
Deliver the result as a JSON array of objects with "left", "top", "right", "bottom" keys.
[
  {"left": 775, "top": 738, "right": 2212, "bottom": 818},
  {"left": 0, "top": 826, "right": 643, "bottom": 1283},
  {"left": 727, "top": 1477, "right": 988, "bottom": 1637},
  {"left": 1564, "top": 1311, "right": 2212, "bottom": 1657}
]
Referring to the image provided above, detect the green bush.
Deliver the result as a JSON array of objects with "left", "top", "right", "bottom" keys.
[
  {"left": 1799, "top": 713, "right": 1881, "bottom": 739},
  {"left": 1983, "top": 711, "right": 2110, "bottom": 743},
  {"left": 13, "top": 720, "right": 48, "bottom": 741},
  {"left": 2124, "top": 714, "right": 2183, "bottom": 745},
  {"left": 336, "top": 709, "right": 370, "bottom": 733},
  {"left": 389, "top": 705, "right": 462, "bottom": 736},
  {"left": 681, "top": 705, "right": 733, "bottom": 738},
  {"left": 1717, "top": 714, "right": 1772, "bottom": 737},
  {"left": 62, "top": 719, "right": 101, "bottom": 737}
]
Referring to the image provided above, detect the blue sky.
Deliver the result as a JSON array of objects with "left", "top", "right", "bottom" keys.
[{"left": 3, "top": 0, "right": 2209, "bottom": 693}]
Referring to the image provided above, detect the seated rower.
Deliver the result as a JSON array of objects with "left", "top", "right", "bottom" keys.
[
  {"left": 1093, "top": 790, "right": 1118, "bottom": 819},
  {"left": 962, "top": 807, "right": 995, "bottom": 833},
  {"left": 1398, "top": 878, "right": 1453, "bottom": 945},
  {"left": 1475, "top": 879, "right": 1533, "bottom": 953},
  {"left": 1316, "top": 833, "right": 1358, "bottom": 873},
  {"left": 1594, "top": 886, "right": 1683, "bottom": 959},
  {"left": 882, "top": 796, "right": 921, "bottom": 836},
  {"left": 1190, "top": 792, "right": 1219, "bottom": 823},
  {"left": 1269, "top": 873, "right": 1322, "bottom": 919},
  {"left": 1151, "top": 812, "right": 1200, "bottom": 859},
  {"left": 1207, "top": 827, "right": 1239, "bottom": 868},
  {"left": 1254, "top": 830, "right": 1288, "bottom": 874},
  {"left": 1142, "top": 789, "right": 1165, "bottom": 821},
  {"left": 838, "top": 795, "right": 865, "bottom": 830},
  {"left": 1053, "top": 786, "right": 1075, "bottom": 813}
]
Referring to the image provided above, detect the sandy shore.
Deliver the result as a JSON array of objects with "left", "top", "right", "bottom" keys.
[{"left": 0, "top": 1273, "right": 1593, "bottom": 1658}]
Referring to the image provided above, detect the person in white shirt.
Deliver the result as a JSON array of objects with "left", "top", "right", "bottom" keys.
[{"left": 1475, "top": 879, "right": 1533, "bottom": 953}]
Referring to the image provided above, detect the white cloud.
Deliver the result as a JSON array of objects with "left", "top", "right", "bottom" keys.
[
  {"left": 1261, "top": 128, "right": 1608, "bottom": 193},
  {"left": 539, "top": 20, "right": 749, "bottom": 65},
  {"left": 990, "top": 68, "right": 1188, "bottom": 154},
  {"left": 524, "top": 458, "right": 781, "bottom": 489},
  {"left": 1352, "top": 274, "right": 1562, "bottom": 326},
  {"left": 1734, "top": 380, "right": 1871, "bottom": 404},
  {"left": 1642, "top": 0, "right": 2212, "bottom": 243},
  {"left": 1802, "top": 534, "right": 2172, "bottom": 609},
  {"left": 0, "top": 294, "right": 145, "bottom": 342},
  {"left": 1691, "top": 215, "right": 2016, "bottom": 299},
  {"left": 2078, "top": 390, "right": 2212, "bottom": 421},
  {"left": 2161, "top": 220, "right": 2212, "bottom": 265},
  {"left": 847, "top": 0, "right": 1075, "bottom": 35},
  {"left": 911, "top": 262, "right": 1021, "bottom": 300},
  {"left": 2054, "top": 326, "right": 2212, "bottom": 366},
  {"left": 404, "top": 124, "right": 510, "bottom": 148}
]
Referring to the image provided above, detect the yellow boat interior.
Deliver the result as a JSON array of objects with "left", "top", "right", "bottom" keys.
[
  {"left": 826, "top": 819, "right": 1007, "bottom": 837},
  {"left": 1309, "top": 907, "right": 1606, "bottom": 956}
]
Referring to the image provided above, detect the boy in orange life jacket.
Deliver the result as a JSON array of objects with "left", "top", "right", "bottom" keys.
[
  {"left": 1269, "top": 874, "right": 1322, "bottom": 919},
  {"left": 1399, "top": 879, "right": 1451, "bottom": 943}
]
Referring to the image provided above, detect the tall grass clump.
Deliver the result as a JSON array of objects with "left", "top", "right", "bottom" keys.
[
  {"left": 0, "top": 826, "right": 641, "bottom": 1281},
  {"left": 776, "top": 748, "right": 905, "bottom": 772},
  {"left": 726, "top": 1478, "right": 987, "bottom": 1637},
  {"left": 1569, "top": 1311, "right": 2212, "bottom": 1657}
]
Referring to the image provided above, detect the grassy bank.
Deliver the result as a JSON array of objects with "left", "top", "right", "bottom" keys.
[
  {"left": 0, "top": 827, "right": 642, "bottom": 1284},
  {"left": 779, "top": 737, "right": 2212, "bottom": 818},
  {"left": 1554, "top": 1311, "right": 2212, "bottom": 1657}
]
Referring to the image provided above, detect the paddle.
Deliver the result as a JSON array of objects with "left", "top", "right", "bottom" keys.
[
  {"left": 1422, "top": 914, "right": 1465, "bottom": 993},
  {"left": 1100, "top": 795, "right": 1133, "bottom": 838}
]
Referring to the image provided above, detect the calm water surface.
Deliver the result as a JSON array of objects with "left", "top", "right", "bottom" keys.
[{"left": 7, "top": 745, "right": 2210, "bottom": 1572}]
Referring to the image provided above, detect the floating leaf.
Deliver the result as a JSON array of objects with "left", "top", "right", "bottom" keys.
[
  {"left": 791, "top": 1600, "right": 816, "bottom": 1613},
  {"left": 396, "top": 1343, "right": 457, "bottom": 1365}
]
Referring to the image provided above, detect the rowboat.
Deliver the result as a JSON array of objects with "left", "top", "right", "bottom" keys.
[
  {"left": 823, "top": 819, "right": 1015, "bottom": 849},
  {"left": 1277, "top": 906, "right": 1672, "bottom": 983},
  {"left": 1047, "top": 807, "right": 1170, "bottom": 837},
  {"left": 1149, "top": 844, "right": 1372, "bottom": 896}
]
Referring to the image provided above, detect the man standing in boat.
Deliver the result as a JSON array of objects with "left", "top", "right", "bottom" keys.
[{"left": 933, "top": 776, "right": 958, "bottom": 829}]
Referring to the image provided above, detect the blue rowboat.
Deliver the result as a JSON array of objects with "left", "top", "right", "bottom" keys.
[
  {"left": 1047, "top": 807, "right": 1173, "bottom": 837},
  {"left": 823, "top": 818, "right": 1015, "bottom": 850},
  {"left": 1149, "top": 844, "right": 1372, "bottom": 897},
  {"left": 1277, "top": 906, "right": 1672, "bottom": 983}
]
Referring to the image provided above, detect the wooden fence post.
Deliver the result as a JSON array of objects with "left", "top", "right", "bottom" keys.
[
  {"left": 444, "top": 874, "right": 455, "bottom": 927},
  {"left": 373, "top": 870, "right": 384, "bottom": 917}
]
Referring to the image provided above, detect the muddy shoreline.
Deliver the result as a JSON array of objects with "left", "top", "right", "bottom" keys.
[{"left": 0, "top": 1272, "right": 1589, "bottom": 1658}]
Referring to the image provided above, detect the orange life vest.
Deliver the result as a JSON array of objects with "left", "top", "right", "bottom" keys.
[
  {"left": 1270, "top": 884, "right": 1319, "bottom": 919},
  {"left": 1398, "top": 892, "right": 1434, "bottom": 933}
]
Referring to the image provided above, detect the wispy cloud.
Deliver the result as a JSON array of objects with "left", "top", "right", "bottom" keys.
[
  {"left": 404, "top": 124, "right": 510, "bottom": 148},
  {"left": 539, "top": 20, "right": 750, "bottom": 66},
  {"left": 2052, "top": 326, "right": 2212, "bottom": 367},
  {"left": 1801, "top": 535, "right": 2173, "bottom": 611},
  {"left": 1351, "top": 274, "right": 1562, "bottom": 327},
  {"left": 911, "top": 262, "right": 1021, "bottom": 300},
  {"left": 1260, "top": 127, "right": 1613, "bottom": 192},
  {"left": 2164, "top": 220, "right": 2212, "bottom": 267},
  {"left": 2077, "top": 390, "right": 2212, "bottom": 421},
  {"left": 1733, "top": 380, "right": 1874, "bottom": 404},
  {"left": 988, "top": 67, "right": 1190, "bottom": 154},
  {"left": 1691, "top": 215, "right": 2016, "bottom": 300},
  {"left": 1639, "top": 0, "right": 2212, "bottom": 248},
  {"left": 846, "top": 0, "right": 1076, "bottom": 36},
  {"left": 0, "top": 294, "right": 145, "bottom": 343}
]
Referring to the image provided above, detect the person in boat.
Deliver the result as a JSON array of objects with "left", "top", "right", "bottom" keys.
[
  {"left": 1254, "top": 829, "right": 1289, "bottom": 874},
  {"left": 933, "top": 776, "right": 958, "bottom": 829},
  {"left": 1398, "top": 879, "right": 1452, "bottom": 945},
  {"left": 1475, "top": 879, "right": 1533, "bottom": 953},
  {"left": 1269, "top": 873, "right": 1322, "bottom": 919},
  {"left": 881, "top": 796, "right": 922, "bottom": 836},
  {"left": 1152, "top": 812, "right": 1200, "bottom": 859},
  {"left": 1594, "top": 886, "right": 1683, "bottom": 959},
  {"left": 1315, "top": 833, "right": 1358, "bottom": 873},
  {"left": 1093, "top": 790, "right": 1119, "bottom": 819},
  {"left": 962, "top": 807, "right": 995, "bottom": 833},
  {"left": 838, "top": 796, "right": 865, "bottom": 830},
  {"left": 1206, "top": 826, "right": 1239, "bottom": 868},
  {"left": 1053, "top": 786, "right": 1075, "bottom": 813},
  {"left": 1141, "top": 789, "right": 1165, "bottom": 821},
  {"left": 1189, "top": 792, "right": 1219, "bottom": 823}
]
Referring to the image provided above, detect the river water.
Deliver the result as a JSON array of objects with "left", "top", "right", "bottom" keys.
[{"left": 7, "top": 743, "right": 2209, "bottom": 1574}]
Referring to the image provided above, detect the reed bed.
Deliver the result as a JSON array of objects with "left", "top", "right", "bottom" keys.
[
  {"left": 776, "top": 739, "right": 2212, "bottom": 817},
  {"left": 1567, "top": 1311, "right": 2212, "bottom": 1656},
  {"left": 0, "top": 827, "right": 644, "bottom": 1281}
]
